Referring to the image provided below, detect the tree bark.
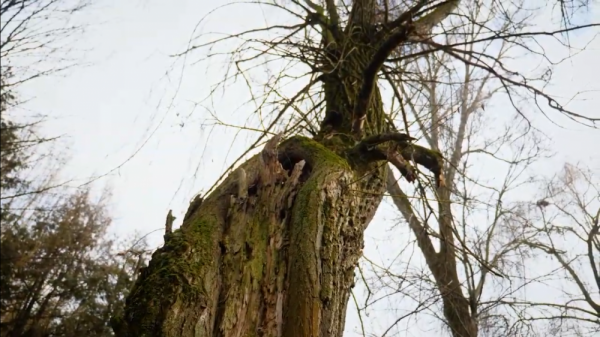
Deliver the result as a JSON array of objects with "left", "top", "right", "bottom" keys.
[{"left": 112, "top": 135, "right": 385, "bottom": 337}]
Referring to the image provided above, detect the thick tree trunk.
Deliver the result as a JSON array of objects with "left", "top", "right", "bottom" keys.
[{"left": 112, "top": 135, "right": 385, "bottom": 337}]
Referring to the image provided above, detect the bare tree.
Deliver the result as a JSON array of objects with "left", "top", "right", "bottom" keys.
[
  {"left": 1, "top": 0, "right": 89, "bottom": 91},
  {"left": 1, "top": 0, "right": 92, "bottom": 206},
  {"left": 116, "top": 1, "right": 597, "bottom": 336},
  {"left": 347, "top": 3, "right": 600, "bottom": 336},
  {"left": 499, "top": 164, "right": 599, "bottom": 336},
  {"left": 1, "top": 2, "right": 153, "bottom": 336},
  {"left": 1, "top": 0, "right": 96, "bottom": 225}
]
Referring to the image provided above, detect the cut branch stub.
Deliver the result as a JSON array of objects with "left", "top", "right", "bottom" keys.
[
  {"left": 399, "top": 144, "right": 446, "bottom": 188},
  {"left": 164, "top": 209, "right": 175, "bottom": 236},
  {"left": 386, "top": 147, "right": 416, "bottom": 182},
  {"left": 287, "top": 160, "right": 306, "bottom": 190},
  {"left": 182, "top": 195, "right": 203, "bottom": 223},
  {"left": 237, "top": 168, "right": 248, "bottom": 199}
]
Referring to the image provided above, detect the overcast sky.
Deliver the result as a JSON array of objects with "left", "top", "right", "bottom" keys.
[{"left": 13, "top": 0, "right": 600, "bottom": 335}]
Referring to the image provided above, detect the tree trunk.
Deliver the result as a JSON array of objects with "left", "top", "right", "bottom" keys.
[
  {"left": 112, "top": 1, "right": 458, "bottom": 336},
  {"left": 112, "top": 133, "right": 385, "bottom": 337}
]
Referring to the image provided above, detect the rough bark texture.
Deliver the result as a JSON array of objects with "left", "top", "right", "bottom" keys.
[
  {"left": 112, "top": 136, "right": 384, "bottom": 337},
  {"left": 113, "top": 1, "right": 462, "bottom": 336}
]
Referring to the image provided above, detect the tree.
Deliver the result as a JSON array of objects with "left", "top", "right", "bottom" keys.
[
  {"left": 116, "top": 1, "right": 597, "bottom": 336},
  {"left": 352, "top": 5, "right": 538, "bottom": 333},
  {"left": 0, "top": 68, "right": 24, "bottom": 196},
  {"left": 1, "top": 2, "right": 151, "bottom": 336},
  {"left": 0, "top": 188, "right": 151, "bottom": 337},
  {"left": 0, "top": 109, "right": 151, "bottom": 337},
  {"left": 513, "top": 164, "right": 599, "bottom": 335},
  {"left": 1, "top": 0, "right": 90, "bottom": 209},
  {"left": 348, "top": 3, "right": 597, "bottom": 335}
]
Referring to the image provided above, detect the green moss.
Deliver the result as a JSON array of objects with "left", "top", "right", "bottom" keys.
[
  {"left": 248, "top": 217, "right": 268, "bottom": 290},
  {"left": 282, "top": 136, "right": 351, "bottom": 171},
  {"left": 124, "top": 212, "right": 221, "bottom": 335},
  {"left": 122, "top": 134, "right": 370, "bottom": 336}
]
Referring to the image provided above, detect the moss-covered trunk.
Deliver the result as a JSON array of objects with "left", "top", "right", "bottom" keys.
[{"left": 112, "top": 132, "right": 386, "bottom": 337}]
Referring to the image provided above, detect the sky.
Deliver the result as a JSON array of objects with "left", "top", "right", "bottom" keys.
[{"left": 12, "top": 0, "right": 600, "bottom": 335}]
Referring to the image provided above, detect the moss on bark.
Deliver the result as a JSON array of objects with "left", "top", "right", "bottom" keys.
[{"left": 115, "top": 136, "right": 386, "bottom": 337}]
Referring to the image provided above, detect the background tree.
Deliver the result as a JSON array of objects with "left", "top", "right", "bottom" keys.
[
  {"left": 348, "top": 2, "right": 598, "bottom": 335},
  {"left": 117, "top": 0, "right": 597, "bottom": 336},
  {"left": 1, "top": 1, "right": 151, "bottom": 336},
  {"left": 512, "top": 164, "right": 598, "bottom": 335},
  {"left": 1, "top": 0, "right": 90, "bottom": 208},
  {"left": 0, "top": 188, "right": 151, "bottom": 337},
  {"left": 1, "top": 0, "right": 89, "bottom": 90}
]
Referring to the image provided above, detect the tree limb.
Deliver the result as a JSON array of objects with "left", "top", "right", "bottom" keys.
[
  {"left": 349, "top": 132, "right": 445, "bottom": 186},
  {"left": 352, "top": 0, "right": 461, "bottom": 136},
  {"left": 386, "top": 169, "right": 438, "bottom": 264}
]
